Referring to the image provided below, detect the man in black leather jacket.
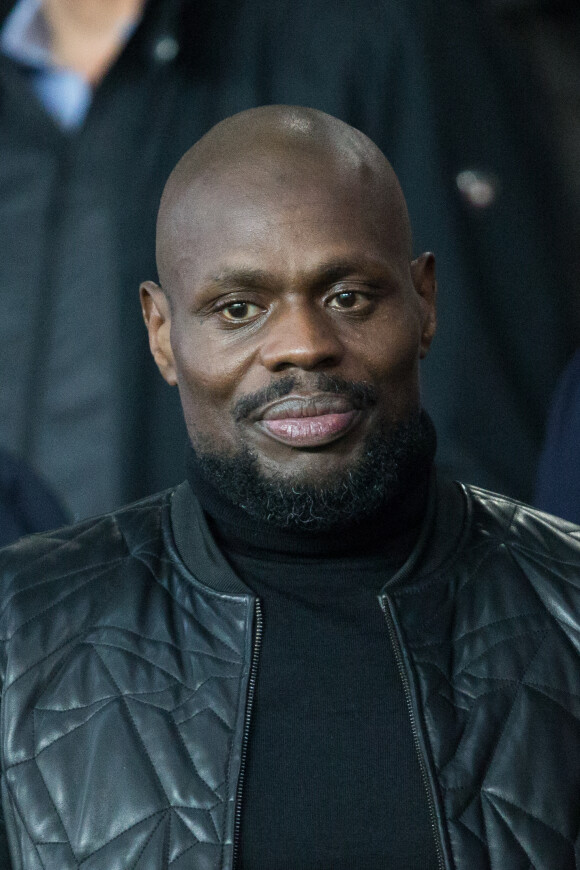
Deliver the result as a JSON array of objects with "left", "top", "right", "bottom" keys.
[{"left": 1, "top": 107, "right": 579, "bottom": 870}]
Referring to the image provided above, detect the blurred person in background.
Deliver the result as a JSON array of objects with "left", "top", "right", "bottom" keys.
[
  {"left": 478, "top": 0, "right": 580, "bottom": 262},
  {"left": 0, "top": 447, "right": 67, "bottom": 545},
  {"left": 0, "top": 0, "right": 576, "bottom": 521},
  {"left": 483, "top": 0, "right": 580, "bottom": 524},
  {"left": 535, "top": 348, "right": 580, "bottom": 523}
]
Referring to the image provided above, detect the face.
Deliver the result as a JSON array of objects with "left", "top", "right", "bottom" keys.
[{"left": 141, "top": 159, "right": 436, "bottom": 490}]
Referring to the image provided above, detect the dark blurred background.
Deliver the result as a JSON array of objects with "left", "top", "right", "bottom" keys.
[{"left": 0, "top": 0, "right": 578, "bottom": 541}]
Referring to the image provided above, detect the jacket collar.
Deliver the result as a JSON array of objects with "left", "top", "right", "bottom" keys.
[
  {"left": 168, "top": 470, "right": 468, "bottom": 598},
  {"left": 168, "top": 478, "right": 253, "bottom": 596}
]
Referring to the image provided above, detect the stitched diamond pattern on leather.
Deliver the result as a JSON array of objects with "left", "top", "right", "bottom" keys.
[
  {"left": 2, "top": 487, "right": 580, "bottom": 869},
  {"left": 392, "top": 490, "right": 580, "bottom": 870},
  {"left": 0, "top": 494, "right": 250, "bottom": 869}
]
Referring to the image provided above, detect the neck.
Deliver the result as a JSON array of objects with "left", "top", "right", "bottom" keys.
[{"left": 42, "top": 0, "right": 146, "bottom": 84}]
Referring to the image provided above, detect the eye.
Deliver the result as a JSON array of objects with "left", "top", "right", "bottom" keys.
[
  {"left": 327, "top": 290, "right": 371, "bottom": 311},
  {"left": 219, "top": 301, "right": 263, "bottom": 322}
]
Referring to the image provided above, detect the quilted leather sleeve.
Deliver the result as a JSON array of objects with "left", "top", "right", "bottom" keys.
[
  {"left": 391, "top": 489, "right": 580, "bottom": 870},
  {"left": 0, "top": 495, "right": 253, "bottom": 870}
]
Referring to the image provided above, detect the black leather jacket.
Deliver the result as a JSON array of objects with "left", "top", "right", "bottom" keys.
[{"left": 0, "top": 476, "right": 579, "bottom": 869}]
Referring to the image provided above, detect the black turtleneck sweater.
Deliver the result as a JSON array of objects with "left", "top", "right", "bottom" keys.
[{"left": 187, "top": 450, "right": 441, "bottom": 870}]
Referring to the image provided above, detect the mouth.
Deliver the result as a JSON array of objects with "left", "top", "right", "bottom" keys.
[{"left": 253, "top": 394, "right": 363, "bottom": 448}]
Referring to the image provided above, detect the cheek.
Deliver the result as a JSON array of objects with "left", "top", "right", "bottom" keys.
[
  {"left": 170, "top": 325, "right": 251, "bottom": 443},
  {"left": 359, "top": 315, "right": 423, "bottom": 413},
  {"left": 361, "top": 310, "right": 422, "bottom": 380},
  {"left": 171, "top": 320, "right": 231, "bottom": 397}
]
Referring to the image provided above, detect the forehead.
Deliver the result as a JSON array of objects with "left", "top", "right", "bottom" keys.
[{"left": 161, "top": 158, "right": 410, "bottom": 298}]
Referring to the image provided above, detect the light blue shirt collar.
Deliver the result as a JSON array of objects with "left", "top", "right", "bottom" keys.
[
  {"left": 0, "top": 0, "right": 141, "bottom": 130},
  {"left": 0, "top": 0, "right": 52, "bottom": 69}
]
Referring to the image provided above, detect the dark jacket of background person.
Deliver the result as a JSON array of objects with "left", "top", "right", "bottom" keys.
[
  {"left": 0, "top": 0, "right": 575, "bottom": 519},
  {"left": 535, "top": 348, "right": 580, "bottom": 523},
  {"left": 0, "top": 449, "right": 67, "bottom": 546},
  {"left": 0, "top": 477, "right": 579, "bottom": 868}
]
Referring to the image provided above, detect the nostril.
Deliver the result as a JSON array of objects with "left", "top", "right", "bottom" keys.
[
  {"left": 262, "top": 343, "right": 342, "bottom": 372},
  {"left": 269, "top": 353, "right": 338, "bottom": 373}
]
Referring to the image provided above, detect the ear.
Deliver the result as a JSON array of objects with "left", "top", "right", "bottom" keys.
[
  {"left": 411, "top": 252, "right": 437, "bottom": 359},
  {"left": 140, "top": 281, "right": 178, "bottom": 386}
]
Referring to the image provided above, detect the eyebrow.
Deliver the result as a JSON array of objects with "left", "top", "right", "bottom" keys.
[
  {"left": 207, "top": 257, "right": 397, "bottom": 291},
  {"left": 207, "top": 268, "right": 274, "bottom": 289}
]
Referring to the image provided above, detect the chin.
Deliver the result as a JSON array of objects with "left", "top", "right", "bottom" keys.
[
  {"left": 256, "top": 444, "right": 365, "bottom": 484},
  {"left": 190, "top": 410, "right": 436, "bottom": 532}
]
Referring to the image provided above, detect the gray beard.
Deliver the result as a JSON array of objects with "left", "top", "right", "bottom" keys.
[{"left": 192, "top": 409, "right": 436, "bottom": 533}]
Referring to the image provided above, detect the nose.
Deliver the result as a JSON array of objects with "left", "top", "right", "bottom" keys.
[{"left": 259, "top": 301, "right": 344, "bottom": 373}]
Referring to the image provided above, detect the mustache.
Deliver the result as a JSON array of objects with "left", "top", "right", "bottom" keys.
[{"left": 233, "top": 374, "right": 378, "bottom": 422}]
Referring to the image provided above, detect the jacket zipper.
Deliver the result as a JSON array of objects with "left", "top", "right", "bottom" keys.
[
  {"left": 232, "top": 598, "right": 263, "bottom": 870},
  {"left": 379, "top": 594, "right": 446, "bottom": 870}
]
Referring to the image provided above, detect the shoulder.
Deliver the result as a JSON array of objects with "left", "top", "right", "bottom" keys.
[
  {"left": 534, "top": 349, "right": 580, "bottom": 522},
  {"left": 464, "top": 483, "right": 580, "bottom": 550},
  {"left": 400, "top": 479, "right": 580, "bottom": 669},
  {"left": 459, "top": 483, "right": 580, "bottom": 609},
  {"left": 542, "top": 348, "right": 580, "bottom": 441},
  {"left": 0, "top": 489, "right": 174, "bottom": 640},
  {"left": 555, "top": 348, "right": 580, "bottom": 400},
  {"left": 0, "top": 448, "right": 69, "bottom": 546}
]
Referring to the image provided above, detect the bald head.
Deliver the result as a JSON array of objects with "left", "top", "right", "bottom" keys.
[
  {"left": 140, "top": 104, "right": 437, "bottom": 508},
  {"left": 155, "top": 105, "right": 413, "bottom": 293}
]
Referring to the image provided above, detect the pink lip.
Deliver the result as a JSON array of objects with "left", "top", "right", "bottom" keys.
[
  {"left": 257, "top": 409, "right": 360, "bottom": 447},
  {"left": 259, "top": 394, "right": 354, "bottom": 421},
  {"left": 252, "top": 392, "right": 364, "bottom": 447}
]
